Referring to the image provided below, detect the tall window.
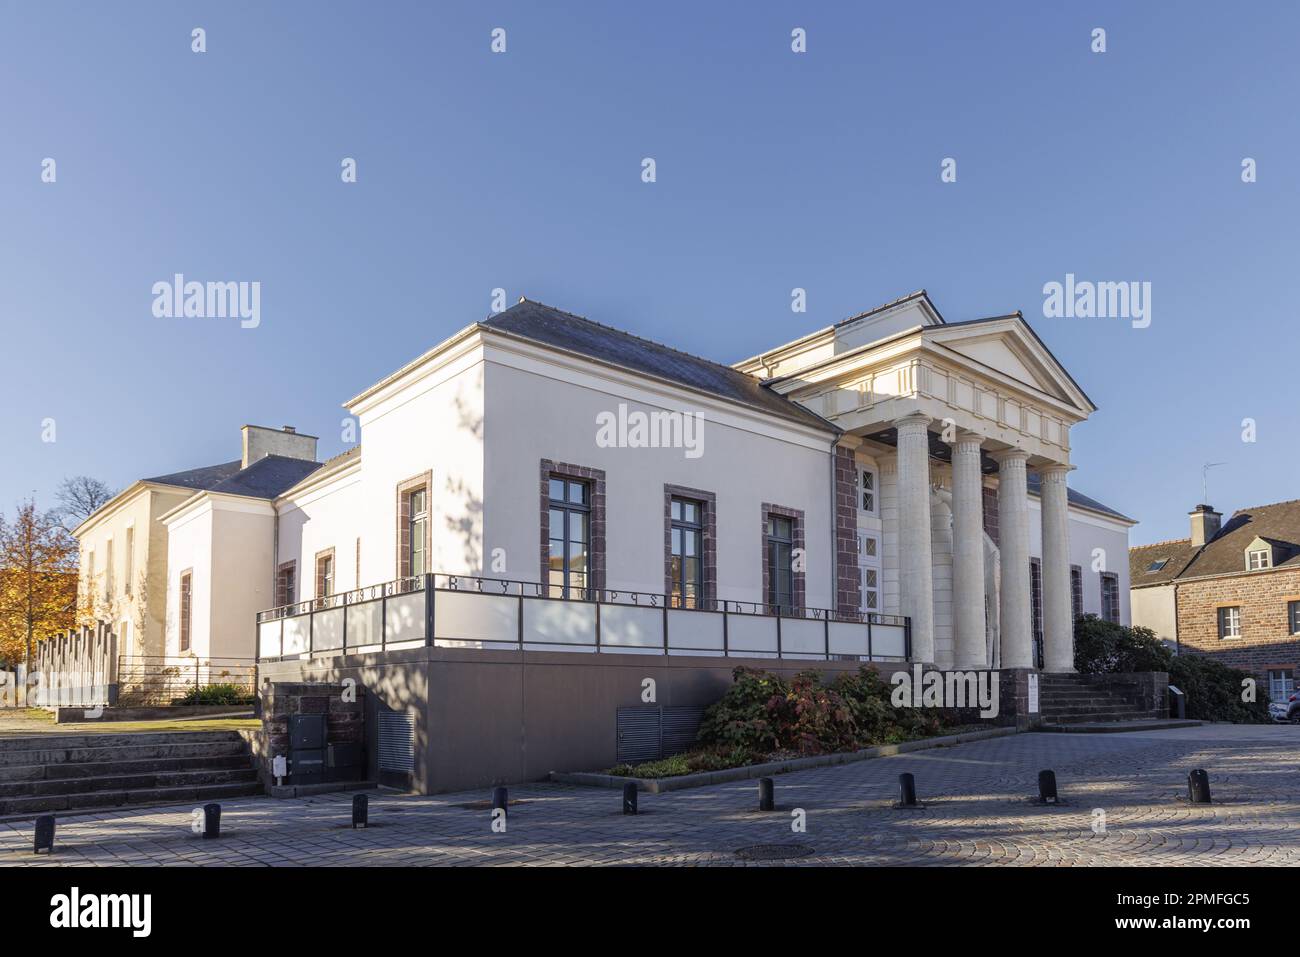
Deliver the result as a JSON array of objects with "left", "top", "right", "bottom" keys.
[
  {"left": 766, "top": 515, "right": 794, "bottom": 612},
  {"left": 669, "top": 497, "right": 703, "bottom": 608},
  {"left": 859, "top": 533, "right": 880, "bottom": 612},
  {"left": 104, "top": 539, "right": 114, "bottom": 599},
  {"left": 1070, "top": 565, "right": 1084, "bottom": 621},
  {"left": 408, "top": 488, "right": 428, "bottom": 578},
  {"left": 1030, "top": 558, "right": 1044, "bottom": 669},
  {"left": 179, "top": 571, "right": 193, "bottom": 652},
  {"left": 124, "top": 527, "right": 134, "bottom": 595},
  {"left": 1217, "top": 606, "right": 1241, "bottom": 639},
  {"left": 1289, "top": 600, "right": 1300, "bottom": 635},
  {"left": 276, "top": 562, "right": 296, "bottom": 608},
  {"left": 1100, "top": 572, "right": 1120, "bottom": 624},
  {"left": 548, "top": 477, "right": 590, "bottom": 598},
  {"left": 316, "top": 549, "right": 335, "bottom": 601}
]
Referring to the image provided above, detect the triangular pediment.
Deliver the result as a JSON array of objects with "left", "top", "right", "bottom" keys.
[{"left": 925, "top": 317, "right": 1095, "bottom": 416}]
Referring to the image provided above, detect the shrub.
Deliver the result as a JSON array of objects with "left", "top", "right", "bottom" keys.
[
  {"left": 1168, "top": 655, "right": 1270, "bottom": 724},
  {"left": 172, "top": 683, "right": 254, "bottom": 706},
  {"left": 696, "top": 667, "right": 788, "bottom": 754},
  {"left": 1074, "top": 615, "right": 1172, "bottom": 674}
]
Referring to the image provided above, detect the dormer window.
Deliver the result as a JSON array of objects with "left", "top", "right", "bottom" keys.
[
  {"left": 1145, "top": 558, "right": 1168, "bottom": 573},
  {"left": 1248, "top": 548, "right": 1271, "bottom": 570}
]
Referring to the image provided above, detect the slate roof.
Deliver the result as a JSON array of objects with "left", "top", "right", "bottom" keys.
[
  {"left": 146, "top": 455, "right": 321, "bottom": 500},
  {"left": 1025, "top": 471, "right": 1132, "bottom": 522},
  {"left": 1128, "top": 538, "right": 1202, "bottom": 587},
  {"left": 1129, "top": 499, "right": 1300, "bottom": 586},
  {"left": 480, "top": 299, "right": 836, "bottom": 431}
]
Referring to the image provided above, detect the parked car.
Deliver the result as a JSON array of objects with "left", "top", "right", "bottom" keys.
[{"left": 1271, "top": 691, "right": 1300, "bottom": 722}]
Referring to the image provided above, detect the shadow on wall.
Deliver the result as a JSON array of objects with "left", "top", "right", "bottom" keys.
[{"left": 445, "top": 383, "right": 484, "bottom": 575}]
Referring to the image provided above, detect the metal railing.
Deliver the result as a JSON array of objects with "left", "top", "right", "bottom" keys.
[
  {"left": 257, "top": 573, "right": 911, "bottom": 664},
  {"left": 115, "top": 656, "right": 257, "bottom": 707}
]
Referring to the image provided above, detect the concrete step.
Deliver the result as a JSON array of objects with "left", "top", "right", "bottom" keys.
[
  {"left": 0, "top": 730, "right": 245, "bottom": 753},
  {"left": 0, "top": 738, "right": 249, "bottom": 770},
  {"left": 0, "top": 767, "right": 256, "bottom": 799},
  {"left": 0, "top": 780, "right": 262, "bottom": 818},
  {"left": 1042, "top": 718, "right": 1203, "bottom": 734},
  {"left": 1043, "top": 710, "right": 1160, "bottom": 724}
]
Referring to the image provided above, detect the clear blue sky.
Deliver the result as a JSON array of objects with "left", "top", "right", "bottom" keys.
[{"left": 2, "top": 1, "right": 1296, "bottom": 545}]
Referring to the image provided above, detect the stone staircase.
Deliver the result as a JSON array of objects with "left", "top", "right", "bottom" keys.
[
  {"left": 1038, "top": 673, "right": 1165, "bottom": 726},
  {"left": 0, "top": 730, "right": 260, "bottom": 818}
]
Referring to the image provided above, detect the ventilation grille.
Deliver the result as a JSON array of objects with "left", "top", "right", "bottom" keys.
[
  {"left": 377, "top": 710, "right": 415, "bottom": 772},
  {"left": 616, "top": 707, "right": 703, "bottom": 765}
]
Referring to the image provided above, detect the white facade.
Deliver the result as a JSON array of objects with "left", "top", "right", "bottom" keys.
[{"left": 163, "top": 293, "right": 1134, "bottom": 670}]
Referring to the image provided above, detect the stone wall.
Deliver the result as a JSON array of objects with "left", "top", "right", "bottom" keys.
[
  {"left": 1175, "top": 566, "right": 1300, "bottom": 683},
  {"left": 252, "top": 680, "right": 365, "bottom": 791}
]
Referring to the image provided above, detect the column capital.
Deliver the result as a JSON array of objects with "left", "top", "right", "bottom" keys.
[
  {"left": 892, "top": 412, "right": 931, "bottom": 433},
  {"left": 990, "top": 447, "right": 1030, "bottom": 468},
  {"left": 1035, "top": 462, "right": 1074, "bottom": 481},
  {"left": 952, "top": 429, "right": 985, "bottom": 450}
]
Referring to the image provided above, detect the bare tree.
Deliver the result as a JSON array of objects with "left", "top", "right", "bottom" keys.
[{"left": 55, "top": 476, "right": 116, "bottom": 530}]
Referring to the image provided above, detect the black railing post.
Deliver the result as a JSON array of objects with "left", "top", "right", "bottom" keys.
[
  {"left": 663, "top": 599, "right": 669, "bottom": 655},
  {"left": 594, "top": 600, "right": 601, "bottom": 654},
  {"left": 381, "top": 591, "right": 388, "bottom": 652},
  {"left": 425, "top": 573, "right": 434, "bottom": 647},
  {"left": 342, "top": 592, "right": 348, "bottom": 656},
  {"left": 824, "top": 614, "right": 830, "bottom": 660},
  {"left": 776, "top": 607, "right": 783, "bottom": 659},
  {"left": 722, "top": 602, "right": 729, "bottom": 657},
  {"left": 308, "top": 604, "right": 315, "bottom": 656},
  {"left": 904, "top": 618, "right": 912, "bottom": 660},
  {"left": 517, "top": 593, "right": 524, "bottom": 651}
]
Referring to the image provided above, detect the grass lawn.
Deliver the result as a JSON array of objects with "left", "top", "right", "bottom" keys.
[{"left": 0, "top": 709, "right": 257, "bottom": 736}]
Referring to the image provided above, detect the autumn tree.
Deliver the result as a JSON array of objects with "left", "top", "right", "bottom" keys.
[{"left": 0, "top": 499, "right": 78, "bottom": 670}]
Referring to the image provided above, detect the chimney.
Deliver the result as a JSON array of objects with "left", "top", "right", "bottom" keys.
[
  {"left": 1189, "top": 504, "right": 1222, "bottom": 547},
  {"left": 241, "top": 424, "right": 318, "bottom": 468}
]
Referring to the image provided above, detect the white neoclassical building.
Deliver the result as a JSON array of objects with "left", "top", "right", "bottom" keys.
[{"left": 141, "top": 290, "right": 1132, "bottom": 675}]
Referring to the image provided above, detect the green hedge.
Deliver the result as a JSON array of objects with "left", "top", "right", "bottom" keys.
[
  {"left": 1073, "top": 614, "right": 1269, "bottom": 723},
  {"left": 171, "top": 683, "right": 255, "bottom": 707}
]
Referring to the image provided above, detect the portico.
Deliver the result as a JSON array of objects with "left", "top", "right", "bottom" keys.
[{"left": 750, "top": 292, "right": 1097, "bottom": 672}]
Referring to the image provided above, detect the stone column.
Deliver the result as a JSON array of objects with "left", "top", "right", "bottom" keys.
[
  {"left": 894, "top": 413, "right": 934, "bottom": 663},
  {"left": 951, "top": 431, "right": 987, "bottom": 668},
  {"left": 1039, "top": 464, "right": 1075, "bottom": 673},
  {"left": 993, "top": 448, "right": 1033, "bottom": 669}
]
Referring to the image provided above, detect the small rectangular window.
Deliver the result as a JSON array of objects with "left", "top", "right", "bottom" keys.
[
  {"left": 1288, "top": 600, "right": 1300, "bottom": 636},
  {"left": 1145, "top": 558, "right": 1168, "bottom": 573},
  {"left": 1070, "top": 565, "right": 1084, "bottom": 621},
  {"left": 124, "top": 527, "right": 134, "bottom": 595},
  {"left": 1248, "top": 549, "right": 1270, "bottom": 570},
  {"left": 1100, "top": 572, "right": 1120, "bottom": 624},
  {"left": 1269, "top": 669, "right": 1295, "bottom": 701},
  {"left": 1218, "top": 606, "right": 1241, "bottom": 639}
]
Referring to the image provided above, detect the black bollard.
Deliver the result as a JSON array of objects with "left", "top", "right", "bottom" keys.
[
  {"left": 1038, "top": 769, "right": 1059, "bottom": 805},
  {"left": 758, "top": 777, "right": 775, "bottom": 812},
  {"left": 202, "top": 803, "right": 221, "bottom": 839},
  {"left": 492, "top": 786, "right": 508, "bottom": 818},
  {"left": 622, "top": 782, "right": 638, "bottom": 815},
  {"left": 898, "top": 772, "right": 918, "bottom": 808},
  {"left": 1188, "top": 768, "right": 1212, "bottom": 804},
  {"left": 352, "top": 793, "right": 369, "bottom": 829},
  {"left": 34, "top": 815, "right": 55, "bottom": 854}
]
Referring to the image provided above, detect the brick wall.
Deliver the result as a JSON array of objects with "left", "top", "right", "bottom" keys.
[{"left": 1176, "top": 567, "right": 1300, "bottom": 682}]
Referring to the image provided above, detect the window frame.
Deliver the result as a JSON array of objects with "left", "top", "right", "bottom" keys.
[
  {"left": 547, "top": 476, "right": 591, "bottom": 599},
  {"left": 1100, "top": 571, "right": 1120, "bottom": 624},
  {"left": 1248, "top": 548, "right": 1271, "bottom": 570},
  {"left": 539, "top": 460, "right": 606, "bottom": 599},
  {"left": 315, "top": 547, "right": 336, "bottom": 605},
  {"left": 179, "top": 568, "right": 193, "bottom": 653},
  {"left": 275, "top": 560, "right": 297, "bottom": 609},
  {"left": 1030, "top": 557, "right": 1044, "bottom": 669},
  {"left": 664, "top": 486, "right": 716, "bottom": 610},
  {"left": 761, "top": 503, "right": 805, "bottom": 615},
  {"left": 395, "top": 472, "right": 433, "bottom": 581},
  {"left": 1070, "top": 564, "right": 1084, "bottom": 621},
  {"left": 1217, "top": 605, "right": 1242, "bottom": 639},
  {"left": 1289, "top": 600, "right": 1300, "bottom": 636}
]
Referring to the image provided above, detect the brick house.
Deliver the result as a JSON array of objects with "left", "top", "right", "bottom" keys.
[{"left": 1130, "top": 500, "right": 1300, "bottom": 700}]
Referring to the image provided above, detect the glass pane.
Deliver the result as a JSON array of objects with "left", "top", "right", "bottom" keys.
[
  {"left": 569, "top": 512, "right": 587, "bottom": 544},
  {"left": 866, "top": 591, "right": 878, "bottom": 610},
  {"left": 410, "top": 489, "right": 425, "bottom": 515},
  {"left": 683, "top": 502, "right": 698, "bottom": 524},
  {"left": 865, "top": 569, "right": 877, "bottom": 588},
  {"left": 670, "top": 527, "right": 681, "bottom": 555},
  {"left": 568, "top": 481, "right": 588, "bottom": 505},
  {"left": 549, "top": 508, "right": 564, "bottom": 536},
  {"left": 683, "top": 556, "right": 700, "bottom": 590},
  {"left": 670, "top": 500, "right": 681, "bottom": 522},
  {"left": 568, "top": 539, "right": 587, "bottom": 569},
  {"left": 549, "top": 478, "right": 565, "bottom": 502},
  {"left": 684, "top": 529, "right": 698, "bottom": 558}
]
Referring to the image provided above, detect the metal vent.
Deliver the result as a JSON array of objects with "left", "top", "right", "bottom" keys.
[
  {"left": 616, "top": 707, "right": 704, "bottom": 764},
  {"left": 377, "top": 710, "right": 415, "bottom": 772}
]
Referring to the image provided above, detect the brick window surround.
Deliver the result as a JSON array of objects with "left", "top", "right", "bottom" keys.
[
  {"left": 761, "top": 503, "right": 806, "bottom": 614},
  {"left": 833, "top": 446, "right": 862, "bottom": 617},
  {"left": 315, "top": 546, "right": 336, "bottom": 602},
  {"left": 663, "top": 484, "right": 717, "bottom": 608},
  {"left": 395, "top": 471, "right": 433, "bottom": 580},
  {"left": 275, "top": 560, "right": 297, "bottom": 608},
  {"left": 539, "top": 459, "right": 606, "bottom": 595}
]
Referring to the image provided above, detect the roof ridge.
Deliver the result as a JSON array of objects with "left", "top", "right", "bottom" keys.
[
  {"left": 1229, "top": 497, "right": 1300, "bottom": 515},
  {"left": 512, "top": 297, "right": 761, "bottom": 382},
  {"left": 1130, "top": 537, "right": 1192, "bottom": 550},
  {"left": 832, "top": 289, "right": 930, "bottom": 328}
]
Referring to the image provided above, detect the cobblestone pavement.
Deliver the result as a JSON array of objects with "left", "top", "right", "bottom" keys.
[{"left": 2, "top": 724, "right": 1297, "bottom": 866}]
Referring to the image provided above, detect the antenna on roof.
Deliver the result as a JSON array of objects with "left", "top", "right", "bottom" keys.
[{"left": 1201, "top": 461, "right": 1226, "bottom": 505}]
